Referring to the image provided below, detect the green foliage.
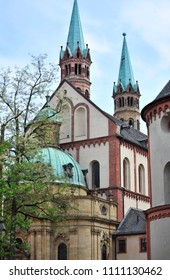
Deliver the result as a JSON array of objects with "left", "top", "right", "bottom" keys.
[{"left": 0, "top": 55, "right": 73, "bottom": 259}]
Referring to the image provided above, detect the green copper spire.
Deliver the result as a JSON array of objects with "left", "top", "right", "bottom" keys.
[
  {"left": 117, "top": 33, "right": 136, "bottom": 90},
  {"left": 66, "top": 0, "right": 85, "bottom": 56}
]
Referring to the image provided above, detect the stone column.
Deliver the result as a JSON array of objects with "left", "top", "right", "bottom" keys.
[{"left": 36, "top": 229, "right": 42, "bottom": 260}]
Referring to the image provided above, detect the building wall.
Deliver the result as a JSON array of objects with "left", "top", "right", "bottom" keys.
[
  {"left": 120, "top": 143, "right": 150, "bottom": 215},
  {"left": 50, "top": 83, "right": 109, "bottom": 143},
  {"left": 79, "top": 143, "right": 109, "bottom": 189},
  {"left": 120, "top": 144, "right": 135, "bottom": 191},
  {"left": 28, "top": 192, "right": 117, "bottom": 260},
  {"left": 116, "top": 235, "right": 147, "bottom": 260},
  {"left": 149, "top": 111, "right": 170, "bottom": 206},
  {"left": 150, "top": 218, "right": 170, "bottom": 260}
]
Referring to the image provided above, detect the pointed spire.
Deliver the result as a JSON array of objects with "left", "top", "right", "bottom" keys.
[
  {"left": 66, "top": 0, "right": 85, "bottom": 56},
  {"left": 117, "top": 33, "right": 135, "bottom": 90}
]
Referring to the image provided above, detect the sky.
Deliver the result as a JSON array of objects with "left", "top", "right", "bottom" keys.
[{"left": 1, "top": 0, "right": 170, "bottom": 133}]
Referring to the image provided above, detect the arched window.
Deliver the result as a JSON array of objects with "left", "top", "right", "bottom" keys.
[
  {"left": 137, "top": 120, "right": 140, "bottom": 130},
  {"left": 123, "top": 158, "right": 130, "bottom": 189},
  {"left": 75, "top": 107, "right": 87, "bottom": 138},
  {"left": 128, "top": 97, "right": 133, "bottom": 106},
  {"left": 101, "top": 244, "right": 107, "bottom": 260},
  {"left": 164, "top": 162, "right": 170, "bottom": 204},
  {"left": 60, "top": 104, "right": 71, "bottom": 140},
  {"left": 92, "top": 161, "right": 100, "bottom": 189},
  {"left": 79, "top": 64, "right": 81, "bottom": 75},
  {"left": 129, "top": 118, "right": 134, "bottom": 127},
  {"left": 85, "top": 90, "right": 90, "bottom": 99},
  {"left": 75, "top": 63, "right": 78, "bottom": 75},
  {"left": 58, "top": 243, "right": 67, "bottom": 260},
  {"left": 138, "top": 164, "right": 145, "bottom": 194}
]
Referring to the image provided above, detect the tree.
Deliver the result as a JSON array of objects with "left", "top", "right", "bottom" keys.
[{"left": 0, "top": 55, "right": 72, "bottom": 259}]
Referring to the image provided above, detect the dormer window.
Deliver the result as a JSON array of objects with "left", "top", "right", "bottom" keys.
[{"left": 63, "top": 163, "right": 74, "bottom": 178}]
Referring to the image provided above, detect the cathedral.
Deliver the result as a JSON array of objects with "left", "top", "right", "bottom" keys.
[{"left": 15, "top": 0, "right": 170, "bottom": 260}]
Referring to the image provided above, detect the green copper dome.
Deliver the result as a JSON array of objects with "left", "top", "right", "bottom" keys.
[
  {"left": 40, "top": 147, "right": 86, "bottom": 187},
  {"left": 34, "top": 96, "right": 61, "bottom": 124}
]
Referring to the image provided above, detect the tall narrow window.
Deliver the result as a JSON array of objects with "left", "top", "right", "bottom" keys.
[
  {"left": 140, "top": 238, "right": 147, "bottom": 252},
  {"left": 123, "top": 158, "right": 130, "bottom": 189},
  {"left": 138, "top": 164, "right": 145, "bottom": 194},
  {"left": 118, "top": 239, "right": 126, "bottom": 253},
  {"left": 92, "top": 161, "right": 100, "bottom": 189},
  {"left": 58, "top": 243, "right": 67, "bottom": 260},
  {"left": 75, "top": 64, "right": 78, "bottom": 75},
  {"left": 164, "top": 162, "right": 170, "bottom": 204},
  {"left": 79, "top": 64, "right": 81, "bottom": 75},
  {"left": 129, "top": 118, "right": 134, "bottom": 127},
  {"left": 85, "top": 90, "right": 89, "bottom": 99},
  {"left": 137, "top": 120, "right": 140, "bottom": 130},
  {"left": 60, "top": 104, "right": 71, "bottom": 140},
  {"left": 101, "top": 244, "right": 107, "bottom": 260},
  {"left": 75, "top": 107, "right": 87, "bottom": 138}
]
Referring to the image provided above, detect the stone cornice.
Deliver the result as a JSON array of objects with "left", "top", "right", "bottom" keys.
[{"left": 146, "top": 204, "right": 170, "bottom": 221}]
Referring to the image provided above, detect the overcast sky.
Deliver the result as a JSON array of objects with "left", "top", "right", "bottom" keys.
[{"left": 1, "top": 0, "right": 170, "bottom": 133}]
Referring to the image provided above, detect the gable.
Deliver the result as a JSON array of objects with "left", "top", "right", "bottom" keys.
[{"left": 49, "top": 80, "right": 113, "bottom": 141}]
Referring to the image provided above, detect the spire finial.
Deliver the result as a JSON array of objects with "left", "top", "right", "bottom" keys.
[
  {"left": 45, "top": 95, "right": 50, "bottom": 107},
  {"left": 66, "top": 0, "right": 85, "bottom": 55},
  {"left": 123, "top": 32, "right": 126, "bottom": 37}
]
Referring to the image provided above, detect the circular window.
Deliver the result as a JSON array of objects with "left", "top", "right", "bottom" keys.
[
  {"left": 161, "top": 116, "right": 170, "bottom": 133},
  {"left": 100, "top": 205, "right": 107, "bottom": 215}
]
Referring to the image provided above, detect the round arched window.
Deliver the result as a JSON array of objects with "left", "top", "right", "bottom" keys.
[{"left": 58, "top": 243, "right": 67, "bottom": 260}]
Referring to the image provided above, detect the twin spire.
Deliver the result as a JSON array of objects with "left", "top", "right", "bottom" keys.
[
  {"left": 114, "top": 33, "right": 139, "bottom": 92},
  {"left": 118, "top": 33, "right": 135, "bottom": 90},
  {"left": 60, "top": 0, "right": 88, "bottom": 59},
  {"left": 59, "top": 0, "right": 91, "bottom": 98},
  {"left": 59, "top": 0, "right": 140, "bottom": 129}
]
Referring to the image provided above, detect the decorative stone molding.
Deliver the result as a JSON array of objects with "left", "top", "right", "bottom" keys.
[
  {"left": 100, "top": 232, "right": 110, "bottom": 245},
  {"left": 54, "top": 232, "right": 70, "bottom": 242},
  {"left": 145, "top": 100, "right": 170, "bottom": 126},
  {"left": 124, "top": 189, "right": 150, "bottom": 203},
  {"left": 60, "top": 136, "right": 108, "bottom": 150},
  {"left": 91, "top": 228, "right": 101, "bottom": 236},
  {"left": 146, "top": 205, "right": 170, "bottom": 221}
]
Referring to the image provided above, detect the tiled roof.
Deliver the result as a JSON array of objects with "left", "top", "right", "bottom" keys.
[{"left": 115, "top": 208, "right": 146, "bottom": 235}]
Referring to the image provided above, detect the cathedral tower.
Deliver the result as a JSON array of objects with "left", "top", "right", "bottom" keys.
[
  {"left": 113, "top": 33, "right": 140, "bottom": 130},
  {"left": 59, "top": 0, "right": 92, "bottom": 98}
]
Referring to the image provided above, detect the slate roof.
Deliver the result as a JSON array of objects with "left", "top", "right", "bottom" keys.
[
  {"left": 50, "top": 80, "right": 148, "bottom": 151},
  {"left": 141, "top": 80, "right": 170, "bottom": 121},
  {"left": 155, "top": 80, "right": 170, "bottom": 101},
  {"left": 115, "top": 208, "right": 146, "bottom": 236},
  {"left": 104, "top": 113, "right": 148, "bottom": 149}
]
